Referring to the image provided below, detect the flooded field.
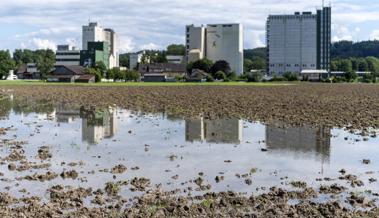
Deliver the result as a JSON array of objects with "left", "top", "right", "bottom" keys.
[{"left": 1, "top": 95, "right": 379, "bottom": 216}]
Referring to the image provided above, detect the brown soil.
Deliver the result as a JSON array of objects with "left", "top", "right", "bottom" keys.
[
  {"left": 2, "top": 84, "right": 379, "bottom": 131},
  {"left": 37, "top": 146, "right": 52, "bottom": 160},
  {"left": 0, "top": 187, "right": 378, "bottom": 217},
  {"left": 110, "top": 164, "right": 127, "bottom": 174}
]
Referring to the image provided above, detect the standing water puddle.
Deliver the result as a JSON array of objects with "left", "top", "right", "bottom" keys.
[{"left": 0, "top": 98, "right": 378, "bottom": 206}]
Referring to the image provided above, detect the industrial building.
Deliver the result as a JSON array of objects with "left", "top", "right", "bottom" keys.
[
  {"left": 266, "top": 7, "right": 331, "bottom": 76},
  {"left": 82, "top": 22, "right": 118, "bottom": 68},
  {"left": 185, "top": 24, "right": 244, "bottom": 75},
  {"left": 55, "top": 45, "right": 80, "bottom": 66}
]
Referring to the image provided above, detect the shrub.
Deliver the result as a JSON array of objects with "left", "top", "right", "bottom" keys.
[
  {"left": 206, "top": 75, "right": 214, "bottom": 82},
  {"left": 214, "top": 71, "right": 227, "bottom": 80},
  {"left": 125, "top": 70, "right": 140, "bottom": 82},
  {"left": 283, "top": 72, "right": 299, "bottom": 81}
]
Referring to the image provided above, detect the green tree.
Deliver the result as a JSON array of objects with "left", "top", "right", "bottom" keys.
[
  {"left": 187, "top": 58, "right": 213, "bottom": 73},
  {"left": 251, "top": 57, "right": 266, "bottom": 70},
  {"left": 140, "top": 50, "right": 168, "bottom": 64},
  {"left": 244, "top": 59, "right": 253, "bottom": 73},
  {"left": 119, "top": 54, "right": 130, "bottom": 68},
  {"left": 358, "top": 58, "right": 369, "bottom": 71},
  {"left": 106, "top": 68, "right": 115, "bottom": 80},
  {"left": 214, "top": 71, "right": 227, "bottom": 80},
  {"left": 0, "top": 50, "right": 15, "bottom": 79},
  {"left": 154, "top": 51, "right": 168, "bottom": 63},
  {"left": 244, "top": 47, "right": 266, "bottom": 60},
  {"left": 340, "top": 59, "right": 353, "bottom": 73},
  {"left": 210, "top": 60, "right": 231, "bottom": 76},
  {"left": 166, "top": 44, "right": 185, "bottom": 56},
  {"left": 114, "top": 69, "right": 126, "bottom": 81},
  {"left": 35, "top": 49, "right": 55, "bottom": 80},
  {"left": 366, "top": 56, "right": 379, "bottom": 74},
  {"left": 361, "top": 73, "right": 376, "bottom": 83},
  {"left": 95, "top": 61, "right": 107, "bottom": 76},
  {"left": 330, "top": 60, "right": 338, "bottom": 71},
  {"left": 13, "top": 49, "right": 35, "bottom": 67},
  {"left": 85, "top": 68, "right": 102, "bottom": 83},
  {"left": 125, "top": 70, "right": 140, "bottom": 82},
  {"left": 345, "top": 71, "right": 357, "bottom": 82}
]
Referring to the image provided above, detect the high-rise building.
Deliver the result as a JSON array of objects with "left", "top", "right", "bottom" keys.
[
  {"left": 266, "top": 7, "right": 331, "bottom": 76},
  {"left": 82, "top": 22, "right": 118, "bottom": 68},
  {"left": 80, "top": 42, "right": 110, "bottom": 68},
  {"left": 185, "top": 24, "right": 244, "bottom": 75},
  {"left": 55, "top": 45, "right": 80, "bottom": 66}
]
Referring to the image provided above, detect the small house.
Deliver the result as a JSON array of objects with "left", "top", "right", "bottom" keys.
[{"left": 48, "top": 65, "right": 95, "bottom": 83}]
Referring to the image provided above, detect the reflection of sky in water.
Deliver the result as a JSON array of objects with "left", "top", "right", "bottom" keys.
[{"left": 0, "top": 101, "right": 379, "bottom": 201}]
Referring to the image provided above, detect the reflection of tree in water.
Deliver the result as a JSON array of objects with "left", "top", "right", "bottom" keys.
[
  {"left": 0, "top": 97, "right": 12, "bottom": 118},
  {"left": 0, "top": 97, "right": 55, "bottom": 117},
  {"left": 12, "top": 98, "right": 54, "bottom": 116}
]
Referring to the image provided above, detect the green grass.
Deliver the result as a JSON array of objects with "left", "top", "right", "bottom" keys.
[{"left": 0, "top": 80, "right": 295, "bottom": 87}]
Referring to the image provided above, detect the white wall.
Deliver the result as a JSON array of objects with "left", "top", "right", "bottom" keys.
[
  {"left": 186, "top": 25, "right": 205, "bottom": 62},
  {"left": 206, "top": 24, "right": 243, "bottom": 75}
]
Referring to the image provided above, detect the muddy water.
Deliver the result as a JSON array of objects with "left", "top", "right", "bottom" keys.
[{"left": 0, "top": 98, "right": 379, "bottom": 205}]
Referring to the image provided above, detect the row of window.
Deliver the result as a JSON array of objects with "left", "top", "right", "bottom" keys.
[
  {"left": 56, "top": 59, "right": 80, "bottom": 62},
  {"left": 270, "top": 64, "right": 316, "bottom": 67},
  {"left": 56, "top": 52, "right": 80, "bottom": 56}
]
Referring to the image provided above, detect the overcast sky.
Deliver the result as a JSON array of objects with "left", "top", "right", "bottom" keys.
[{"left": 0, "top": 0, "right": 378, "bottom": 53}]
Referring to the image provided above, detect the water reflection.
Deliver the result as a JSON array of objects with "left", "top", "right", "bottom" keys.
[
  {"left": 266, "top": 123, "right": 331, "bottom": 162},
  {"left": 80, "top": 107, "right": 117, "bottom": 144},
  {"left": 185, "top": 118, "right": 243, "bottom": 144},
  {"left": 55, "top": 106, "right": 80, "bottom": 123},
  {"left": 1, "top": 97, "right": 331, "bottom": 158}
]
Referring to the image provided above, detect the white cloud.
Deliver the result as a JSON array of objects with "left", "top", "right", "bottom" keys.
[
  {"left": 332, "top": 25, "right": 362, "bottom": 42},
  {"left": 118, "top": 36, "right": 134, "bottom": 53},
  {"left": 1, "top": 0, "right": 379, "bottom": 51},
  {"left": 370, "top": 30, "right": 379, "bottom": 40},
  {"left": 139, "top": 43, "right": 161, "bottom": 50},
  {"left": 31, "top": 38, "right": 56, "bottom": 51},
  {"left": 65, "top": 38, "right": 78, "bottom": 48}
]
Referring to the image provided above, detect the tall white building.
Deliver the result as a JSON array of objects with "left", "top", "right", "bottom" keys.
[
  {"left": 82, "top": 22, "right": 119, "bottom": 68},
  {"left": 185, "top": 24, "right": 244, "bottom": 75},
  {"left": 55, "top": 45, "right": 80, "bottom": 66},
  {"left": 266, "top": 7, "right": 331, "bottom": 75}
]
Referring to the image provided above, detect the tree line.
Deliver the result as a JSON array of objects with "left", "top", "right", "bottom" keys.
[
  {"left": 331, "top": 40, "right": 379, "bottom": 59},
  {"left": 0, "top": 49, "right": 55, "bottom": 79},
  {"left": 331, "top": 57, "right": 379, "bottom": 73}
]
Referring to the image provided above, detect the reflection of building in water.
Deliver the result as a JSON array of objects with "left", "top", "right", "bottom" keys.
[
  {"left": 80, "top": 107, "right": 117, "bottom": 144},
  {"left": 55, "top": 107, "right": 80, "bottom": 123},
  {"left": 185, "top": 117, "right": 205, "bottom": 142},
  {"left": 266, "top": 124, "right": 331, "bottom": 163},
  {"left": 186, "top": 118, "right": 243, "bottom": 144}
]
